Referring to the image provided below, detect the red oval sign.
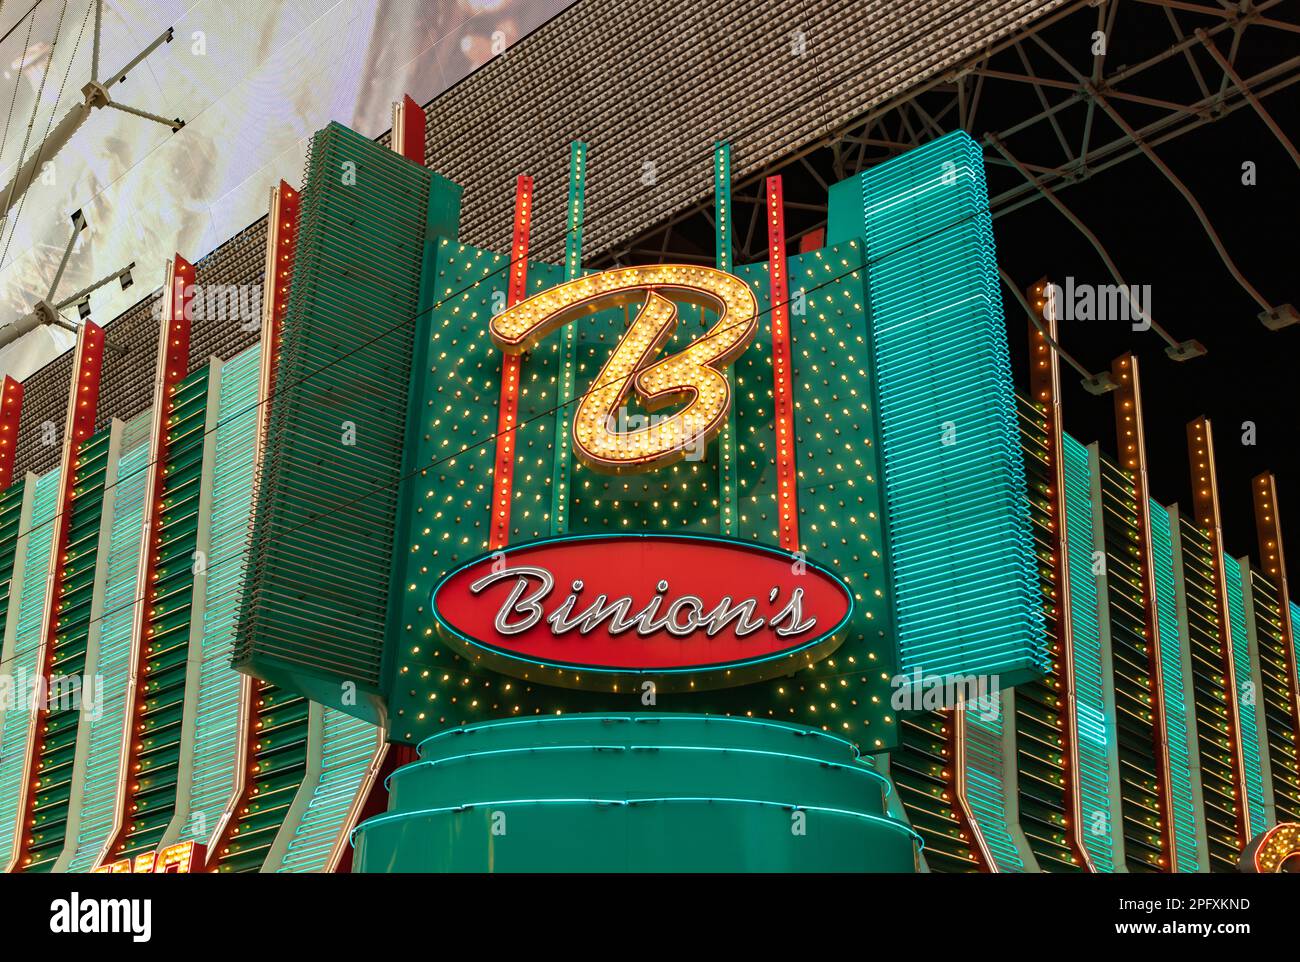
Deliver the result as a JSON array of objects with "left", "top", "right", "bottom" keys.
[{"left": 430, "top": 534, "right": 853, "bottom": 692}]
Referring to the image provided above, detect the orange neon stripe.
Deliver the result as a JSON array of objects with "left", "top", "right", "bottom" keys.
[
  {"left": 100, "top": 257, "right": 196, "bottom": 865},
  {"left": 1252, "top": 473, "right": 1300, "bottom": 768},
  {"left": 1187, "top": 417, "right": 1253, "bottom": 846},
  {"left": 489, "top": 175, "right": 533, "bottom": 551},
  {"left": 1113, "top": 354, "right": 1175, "bottom": 871},
  {"left": 0, "top": 375, "right": 23, "bottom": 491},
  {"left": 14, "top": 322, "right": 104, "bottom": 870},
  {"left": 766, "top": 176, "right": 799, "bottom": 553},
  {"left": 1027, "top": 281, "right": 1093, "bottom": 871}
]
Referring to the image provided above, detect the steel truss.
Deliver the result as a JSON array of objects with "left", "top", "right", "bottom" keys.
[{"left": 603, "top": 0, "right": 1299, "bottom": 347}]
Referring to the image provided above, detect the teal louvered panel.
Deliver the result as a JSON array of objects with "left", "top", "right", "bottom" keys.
[
  {"left": 1060, "top": 436, "right": 1115, "bottom": 872},
  {"left": 961, "top": 696, "right": 1026, "bottom": 872},
  {"left": 0, "top": 469, "right": 60, "bottom": 870},
  {"left": 115, "top": 366, "right": 212, "bottom": 862},
  {"left": 1224, "top": 556, "right": 1268, "bottom": 835},
  {"left": 278, "top": 709, "right": 380, "bottom": 873},
  {"left": 67, "top": 415, "right": 152, "bottom": 872},
  {"left": 189, "top": 346, "right": 261, "bottom": 842},
  {"left": 842, "top": 131, "right": 1046, "bottom": 686},
  {"left": 1149, "top": 501, "right": 1202, "bottom": 873},
  {"left": 24, "top": 428, "right": 116, "bottom": 871},
  {"left": 1293, "top": 602, "right": 1300, "bottom": 664},
  {"left": 0, "top": 484, "right": 25, "bottom": 644}
]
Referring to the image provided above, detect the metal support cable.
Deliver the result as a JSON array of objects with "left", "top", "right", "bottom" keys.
[
  {"left": 1197, "top": 27, "right": 1300, "bottom": 170},
  {"left": 91, "top": 0, "right": 101, "bottom": 83},
  {"left": 0, "top": 2, "right": 35, "bottom": 172},
  {"left": 999, "top": 266, "right": 1097, "bottom": 382},
  {"left": 0, "top": 1, "right": 67, "bottom": 246},
  {"left": 45, "top": 215, "right": 82, "bottom": 302},
  {"left": 986, "top": 131, "right": 1183, "bottom": 350},
  {"left": 1089, "top": 88, "right": 1274, "bottom": 314},
  {"left": 52, "top": 260, "right": 133, "bottom": 311},
  {"left": 104, "top": 98, "right": 182, "bottom": 130},
  {"left": 0, "top": 0, "right": 90, "bottom": 273}
]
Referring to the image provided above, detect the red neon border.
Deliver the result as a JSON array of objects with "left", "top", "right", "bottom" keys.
[
  {"left": 398, "top": 94, "right": 425, "bottom": 165},
  {"left": 211, "top": 184, "right": 301, "bottom": 870},
  {"left": 766, "top": 176, "right": 799, "bottom": 552},
  {"left": 102, "top": 257, "right": 196, "bottom": 862},
  {"left": 489, "top": 175, "right": 533, "bottom": 550},
  {"left": 0, "top": 375, "right": 23, "bottom": 491},
  {"left": 14, "top": 321, "right": 104, "bottom": 870},
  {"left": 265, "top": 181, "right": 300, "bottom": 409}
]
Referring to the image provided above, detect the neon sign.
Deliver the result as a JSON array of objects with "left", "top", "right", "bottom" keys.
[
  {"left": 489, "top": 265, "right": 757, "bottom": 473},
  {"left": 93, "top": 840, "right": 206, "bottom": 874},
  {"left": 430, "top": 534, "right": 852, "bottom": 691},
  {"left": 1240, "top": 823, "right": 1300, "bottom": 873}
]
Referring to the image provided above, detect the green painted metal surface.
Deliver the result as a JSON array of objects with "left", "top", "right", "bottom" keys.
[
  {"left": 1096, "top": 454, "right": 1165, "bottom": 872},
  {"left": 67, "top": 414, "right": 152, "bottom": 871},
  {"left": 22, "top": 426, "right": 114, "bottom": 871},
  {"left": 828, "top": 131, "right": 1046, "bottom": 689},
  {"left": 1250, "top": 571, "right": 1300, "bottom": 823},
  {"left": 1013, "top": 395, "right": 1080, "bottom": 870},
  {"left": 236, "top": 122, "right": 460, "bottom": 719},
  {"left": 962, "top": 694, "right": 1029, "bottom": 872},
  {"left": 713, "top": 141, "right": 739, "bottom": 539},
  {"left": 0, "top": 482, "right": 24, "bottom": 644},
  {"left": 278, "top": 708, "right": 378, "bottom": 872},
  {"left": 215, "top": 685, "right": 309, "bottom": 873},
  {"left": 891, "top": 710, "right": 981, "bottom": 870},
  {"left": 116, "top": 367, "right": 211, "bottom": 863},
  {"left": 0, "top": 468, "right": 60, "bottom": 871},
  {"left": 1225, "top": 555, "right": 1268, "bottom": 835},
  {"left": 353, "top": 714, "right": 918, "bottom": 872},
  {"left": 385, "top": 237, "right": 898, "bottom": 749},
  {"left": 189, "top": 346, "right": 261, "bottom": 844},
  {"left": 1061, "top": 435, "right": 1115, "bottom": 872},
  {"left": 1177, "top": 516, "right": 1242, "bottom": 870},
  {"left": 1149, "top": 501, "right": 1204, "bottom": 872},
  {"left": 549, "top": 141, "right": 586, "bottom": 536}
]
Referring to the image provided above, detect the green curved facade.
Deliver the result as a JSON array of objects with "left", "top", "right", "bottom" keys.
[{"left": 352, "top": 715, "right": 919, "bottom": 872}]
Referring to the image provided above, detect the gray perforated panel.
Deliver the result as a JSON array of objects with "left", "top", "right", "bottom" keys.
[
  {"left": 420, "top": 0, "right": 1067, "bottom": 260},
  {"left": 14, "top": 0, "right": 1063, "bottom": 477}
]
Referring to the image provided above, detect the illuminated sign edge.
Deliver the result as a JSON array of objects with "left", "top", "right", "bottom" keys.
[{"left": 427, "top": 532, "right": 855, "bottom": 689}]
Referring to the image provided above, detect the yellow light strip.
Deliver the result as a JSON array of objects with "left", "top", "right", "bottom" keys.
[{"left": 490, "top": 265, "right": 758, "bottom": 475}]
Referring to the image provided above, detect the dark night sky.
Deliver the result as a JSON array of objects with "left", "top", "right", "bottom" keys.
[
  {"left": 993, "top": 24, "right": 1300, "bottom": 572},
  {"left": 618, "top": 12, "right": 1300, "bottom": 575}
]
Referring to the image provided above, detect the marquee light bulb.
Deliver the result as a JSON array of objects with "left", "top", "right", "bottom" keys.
[{"left": 490, "top": 265, "right": 758, "bottom": 474}]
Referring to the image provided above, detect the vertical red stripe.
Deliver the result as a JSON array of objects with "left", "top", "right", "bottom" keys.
[
  {"left": 798, "top": 228, "right": 825, "bottom": 255},
  {"left": 212, "top": 187, "right": 302, "bottom": 870},
  {"left": 153, "top": 256, "right": 196, "bottom": 486},
  {"left": 14, "top": 322, "right": 104, "bottom": 869},
  {"left": 267, "top": 182, "right": 300, "bottom": 408},
  {"left": 0, "top": 375, "right": 23, "bottom": 490},
  {"left": 102, "top": 257, "right": 196, "bottom": 863},
  {"left": 399, "top": 94, "right": 425, "bottom": 166},
  {"left": 766, "top": 177, "right": 799, "bottom": 552},
  {"left": 489, "top": 176, "right": 533, "bottom": 550}
]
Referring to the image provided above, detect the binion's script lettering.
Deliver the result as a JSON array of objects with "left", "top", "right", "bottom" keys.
[{"left": 470, "top": 564, "right": 818, "bottom": 640}]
